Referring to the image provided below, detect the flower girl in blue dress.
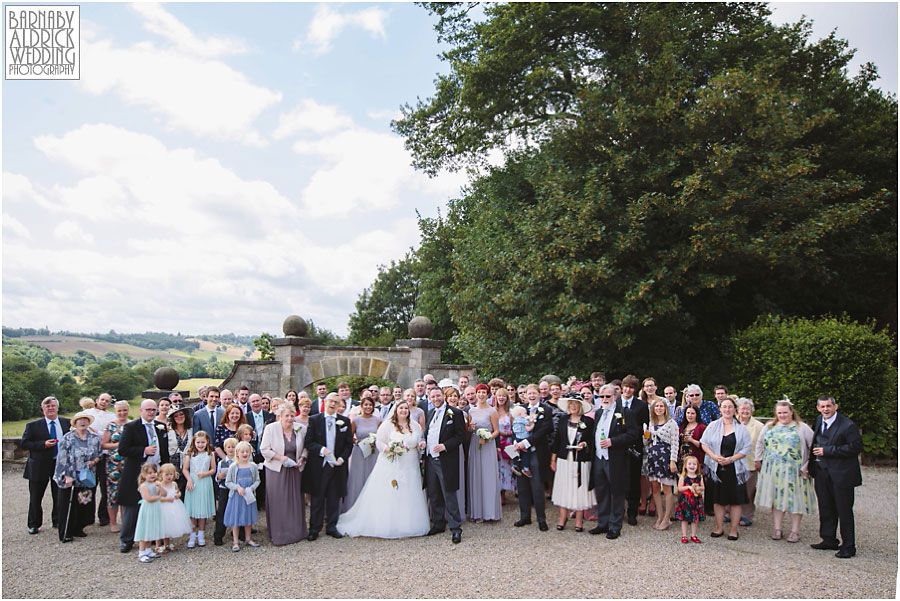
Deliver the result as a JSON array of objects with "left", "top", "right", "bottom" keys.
[
  {"left": 183, "top": 431, "right": 216, "bottom": 548},
  {"left": 134, "top": 463, "right": 165, "bottom": 563},
  {"left": 223, "top": 441, "right": 261, "bottom": 551}
]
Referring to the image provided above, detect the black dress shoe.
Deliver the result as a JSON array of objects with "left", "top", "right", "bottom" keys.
[
  {"left": 452, "top": 531, "right": 461, "bottom": 544},
  {"left": 120, "top": 542, "right": 133, "bottom": 553},
  {"left": 835, "top": 548, "right": 856, "bottom": 559},
  {"left": 538, "top": 522, "right": 549, "bottom": 532},
  {"left": 326, "top": 530, "right": 343, "bottom": 539},
  {"left": 61, "top": 537, "right": 74, "bottom": 543},
  {"left": 513, "top": 519, "right": 532, "bottom": 527},
  {"left": 214, "top": 539, "right": 224, "bottom": 546},
  {"left": 426, "top": 526, "right": 446, "bottom": 536},
  {"left": 73, "top": 530, "right": 87, "bottom": 537},
  {"left": 307, "top": 532, "right": 318, "bottom": 541},
  {"left": 98, "top": 519, "right": 110, "bottom": 527},
  {"left": 810, "top": 540, "right": 840, "bottom": 550},
  {"left": 589, "top": 526, "right": 608, "bottom": 535},
  {"left": 709, "top": 530, "right": 725, "bottom": 538},
  {"left": 27, "top": 527, "right": 39, "bottom": 535},
  {"left": 605, "top": 530, "right": 620, "bottom": 539},
  {"left": 626, "top": 515, "right": 638, "bottom": 526}
]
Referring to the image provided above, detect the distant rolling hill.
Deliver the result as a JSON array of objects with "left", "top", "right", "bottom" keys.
[{"left": 20, "top": 335, "right": 259, "bottom": 362}]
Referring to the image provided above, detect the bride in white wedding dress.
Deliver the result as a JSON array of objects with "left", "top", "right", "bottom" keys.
[{"left": 337, "top": 401, "right": 431, "bottom": 538}]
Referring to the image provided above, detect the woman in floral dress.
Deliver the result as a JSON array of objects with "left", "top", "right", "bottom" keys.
[
  {"left": 493, "top": 388, "right": 516, "bottom": 503},
  {"left": 754, "top": 399, "right": 816, "bottom": 543},
  {"left": 101, "top": 400, "right": 130, "bottom": 532}
]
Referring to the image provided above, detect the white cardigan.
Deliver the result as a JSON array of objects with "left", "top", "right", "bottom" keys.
[{"left": 259, "top": 421, "right": 307, "bottom": 473}]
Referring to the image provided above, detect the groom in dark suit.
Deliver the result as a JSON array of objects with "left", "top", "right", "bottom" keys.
[
  {"left": 513, "top": 383, "right": 554, "bottom": 531},
  {"left": 589, "top": 384, "right": 640, "bottom": 539},
  {"left": 809, "top": 394, "right": 863, "bottom": 558},
  {"left": 117, "top": 399, "right": 170, "bottom": 552},
  {"left": 424, "top": 387, "right": 466, "bottom": 543},
  {"left": 306, "top": 393, "right": 353, "bottom": 540},
  {"left": 21, "top": 396, "right": 71, "bottom": 534}
]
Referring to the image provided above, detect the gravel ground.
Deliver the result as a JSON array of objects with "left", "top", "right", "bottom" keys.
[{"left": 2, "top": 463, "right": 896, "bottom": 599}]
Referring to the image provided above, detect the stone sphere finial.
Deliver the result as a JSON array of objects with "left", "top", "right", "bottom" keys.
[
  {"left": 283, "top": 315, "right": 308, "bottom": 337},
  {"left": 408, "top": 316, "right": 433, "bottom": 338},
  {"left": 153, "top": 366, "right": 179, "bottom": 391}
]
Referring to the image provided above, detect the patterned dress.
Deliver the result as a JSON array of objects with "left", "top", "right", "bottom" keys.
[
  {"left": 496, "top": 414, "right": 515, "bottom": 491},
  {"left": 105, "top": 421, "right": 126, "bottom": 508},
  {"left": 673, "top": 475, "right": 705, "bottom": 523},
  {"left": 643, "top": 420, "right": 680, "bottom": 486},
  {"left": 755, "top": 424, "right": 817, "bottom": 515}
]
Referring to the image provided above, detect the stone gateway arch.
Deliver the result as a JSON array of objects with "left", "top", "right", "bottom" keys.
[{"left": 221, "top": 316, "right": 477, "bottom": 395}]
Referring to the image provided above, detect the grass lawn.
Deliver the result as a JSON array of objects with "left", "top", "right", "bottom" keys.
[{"left": 179, "top": 377, "right": 224, "bottom": 396}]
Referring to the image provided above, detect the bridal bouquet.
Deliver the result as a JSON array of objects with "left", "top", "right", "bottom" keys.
[
  {"left": 363, "top": 432, "right": 377, "bottom": 453},
  {"left": 385, "top": 440, "right": 407, "bottom": 462},
  {"left": 475, "top": 428, "right": 492, "bottom": 449}
]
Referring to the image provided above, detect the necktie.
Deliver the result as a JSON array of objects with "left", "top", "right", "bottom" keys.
[
  {"left": 822, "top": 421, "right": 828, "bottom": 434},
  {"left": 624, "top": 399, "right": 630, "bottom": 409},
  {"left": 209, "top": 410, "right": 215, "bottom": 425},
  {"left": 49, "top": 421, "right": 58, "bottom": 458},
  {"left": 327, "top": 416, "right": 334, "bottom": 431},
  {"left": 145, "top": 423, "right": 155, "bottom": 445}
]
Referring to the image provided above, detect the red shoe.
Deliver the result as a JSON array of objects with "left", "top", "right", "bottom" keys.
[
  {"left": 690, "top": 536, "right": 701, "bottom": 544},
  {"left": 681, "top": 536, "right": 689, "bottom": 544}
]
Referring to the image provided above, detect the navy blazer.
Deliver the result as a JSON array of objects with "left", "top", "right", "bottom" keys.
[
  {"left": 21, "top": 417, "right": 71, "bottom": 481},
  {"left": 810, "top": 413, "right": 863, "bottom": 488}
]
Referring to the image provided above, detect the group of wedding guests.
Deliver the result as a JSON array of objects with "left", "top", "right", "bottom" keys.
[{"left": 21, "top": 373, "right": 863, "bottom": 559}]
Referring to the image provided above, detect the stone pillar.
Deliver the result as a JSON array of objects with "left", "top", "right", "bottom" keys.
[{"left": 272, "top": 315, "right": 318, "bottom": 395}]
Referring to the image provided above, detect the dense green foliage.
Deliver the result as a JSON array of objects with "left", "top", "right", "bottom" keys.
[
  {"left": 731, "top": 316, "right": 897, "bottom": 457},
  {"left": 253, "top": 333, "right": 275, "bottom": 360},
  {"left": 347, "top": 253, "right": 419, "bottom": 346},
  {"left": 386, "top": 2, "right": 896, "bottom": 383}
]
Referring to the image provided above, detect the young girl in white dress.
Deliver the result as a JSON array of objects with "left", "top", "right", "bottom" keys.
[
  {"left": 157, "top": 463, "right": 193, "bottom": 553},
  {"left": 133, "top": 463, "right": 165, "bottom": 563}
]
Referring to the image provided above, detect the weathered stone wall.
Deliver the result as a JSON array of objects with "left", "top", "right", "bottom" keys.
[{"left": 220, "top": 360, "right": 281, "bottom": 396}]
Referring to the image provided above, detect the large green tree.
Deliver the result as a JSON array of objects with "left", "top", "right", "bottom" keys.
[
  {"left": 347, "top": 252, "right": 420, "bottom": 346},
  {"left": 394, "top": 2, "right": 897, "bottom": 381}
]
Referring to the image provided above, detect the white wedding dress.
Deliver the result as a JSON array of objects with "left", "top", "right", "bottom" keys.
[{"left": 336, "top": 420, "right": 431, "bottom": 539}]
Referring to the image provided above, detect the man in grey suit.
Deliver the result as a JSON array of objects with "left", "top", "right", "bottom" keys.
[{"left": 193, "top": 387, "right": 224, "bottom": 440}]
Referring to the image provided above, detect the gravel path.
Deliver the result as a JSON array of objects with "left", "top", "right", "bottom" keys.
[{"left": 2, "top": 463, "right": 896, "bottom": 598}]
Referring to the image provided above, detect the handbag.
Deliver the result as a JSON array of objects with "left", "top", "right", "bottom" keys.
[{"left": 76, "top": 466, "right": 96, "bottom": 488}]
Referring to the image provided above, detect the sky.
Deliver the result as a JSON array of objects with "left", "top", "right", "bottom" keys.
[{"left": 2, "top": 2, "right": 897, "bottom": 338}]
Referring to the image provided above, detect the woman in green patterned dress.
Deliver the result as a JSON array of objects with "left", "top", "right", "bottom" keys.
[{"left": 754, "top": 399, "right": 816, "bottom": 543}]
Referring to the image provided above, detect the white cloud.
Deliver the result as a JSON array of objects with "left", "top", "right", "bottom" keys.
[
  {"left": 366, "top": 108, "right": 403, "bottom": 122},
  {"left": 2, "top": 124, "right": 430, "bottom": 335},
  {"left": 132, "top": 3, "right": 248, "bottom": 59},
  {"left": 2, "top": 214, "right": 31, "bottom": 240},
  {"left": 292, "top": 127, "right": 467, "bottom": 219},
  {"left": 53, "top": 220, "right": 95, "bottom": 245},
  {"left": 273, "top": 99, "right": 354, "bottom": 138},
  {"left": 295, "top": 5, "right": 388, "bottom": 55}
]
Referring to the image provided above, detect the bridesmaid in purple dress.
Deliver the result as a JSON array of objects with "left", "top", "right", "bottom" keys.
[
  {"left": 467, "top": 384, "right": 502, "bottom": 522},
  {"left": 342, "top": 398, "right": 381, "bottom": 513},
  {"left": 494, "top": 388, "right": 516, "bottom": 503}
]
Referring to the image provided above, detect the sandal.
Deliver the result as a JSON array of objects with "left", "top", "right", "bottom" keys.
[
  {"left": 786, "top": 531, "right": 800, "bottom": 543},
  {"left": 231, "top": 544, "right": 241, "bottom": 552},
  {"left": 681, "top": 536, "right": 689, "bottom": 544},
  {"left": 574, "top": 526, "right": 584, "bottom": 533},
  {"left": 771, "top": 529, "right": 783, "bottom": 540},
  {"left": 246, "top": 540, "right": 260, "bottom": 547}
]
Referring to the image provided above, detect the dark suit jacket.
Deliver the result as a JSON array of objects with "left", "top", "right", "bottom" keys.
[
  {"left": 550, "top": 415, "right": 596, "bottom": 464},
  {"left": 809, "top": 413, "right": 863, "bottom": 488},
  {"left": 624, "top": 398, "right": 649, "bottom": 453},
  {"left": 311, "top": 398, "right": 325, "bottom": 416},
  {"left": 193, "top": 406, "right": 224, "bottom": 441},
  {"left": 21, "top": 417, "right": 71, "bottom": 480},
  {"left": 304, "top": 412, "right": 353, "bottom": 496},
  {"left": 590, "top": 400, "right": 641, "bottom": 495},
  {"left": 424, "top": 404, "right": 466, "bottom": 491},
  {"left": 117, "top": 418, "right": 171, "bottom": 506}
]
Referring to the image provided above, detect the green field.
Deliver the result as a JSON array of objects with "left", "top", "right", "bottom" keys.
[
  {"left": 19, "top": 335, "right": 258, "bottom": 363},
  {"left": 1, "top": 378, "right": 225, "bottom": 438}
]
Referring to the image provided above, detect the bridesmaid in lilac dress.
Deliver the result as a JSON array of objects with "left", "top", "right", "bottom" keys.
[
  {"left": 467, "top": 384, "right": 502, "bottom": 522},
  {"left": 342, "top": 398, "right": 381, "bottom": 513},
  {"left": 493, "top": 388, "right": 516, "bottom": 503}
]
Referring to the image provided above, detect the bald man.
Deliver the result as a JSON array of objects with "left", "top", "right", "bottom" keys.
[{"left": 116, "top": 399, "right": 171, "bottom": 553}]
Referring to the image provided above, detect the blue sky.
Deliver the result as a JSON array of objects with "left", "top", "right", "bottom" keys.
[{"left": 2, "top": 2, "right": 896, "bottom": 337}]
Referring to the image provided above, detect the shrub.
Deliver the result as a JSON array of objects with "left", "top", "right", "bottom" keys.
[{"left": 730, "top": 315, "right": 897, "bottom": 457}]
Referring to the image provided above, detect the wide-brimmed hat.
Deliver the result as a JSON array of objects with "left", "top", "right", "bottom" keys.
[
  {"left": 167, "top": 405, "right": 193, "bottom": 421},
  {"left": 557, "top": 393, "right": 592, "bottom": 415},
  {"left": 70, "top": 410, "right": 95, "bottom": 426}
]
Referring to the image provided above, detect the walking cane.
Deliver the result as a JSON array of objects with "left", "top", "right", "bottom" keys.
[{"left": 61, "top": 484, "right": 76, "bottom": 540}]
